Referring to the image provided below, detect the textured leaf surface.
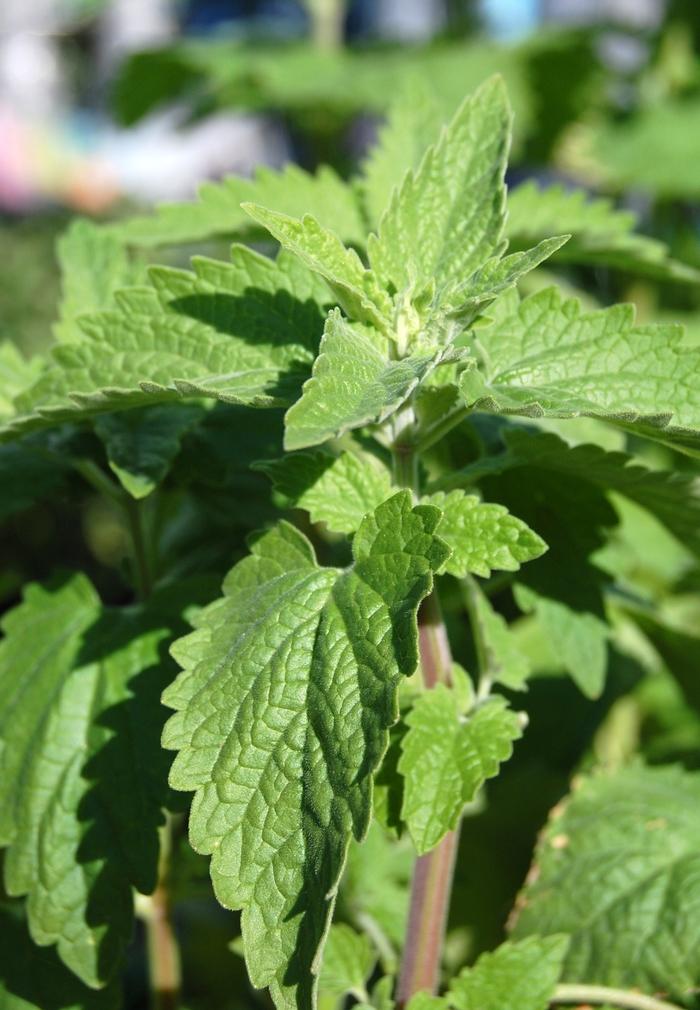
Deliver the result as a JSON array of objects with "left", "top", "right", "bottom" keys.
[
  {"left": 0, "top": 905, "right": 119, "bottom": 1010},
  {"left": 2, "top": 248, "right": 326, "bottom": 441},
  {"left": 114, "top": 163, "right": 366, "bottom": 248},
  {"left": 367, "top": 77, "right": 509, "bottom": 297},
  {"left": 162, "top": 492, "right": 449, "bottom": 1010},
  {"left": 0, "top": 342, "right": 44, "bottom": 419},
  {"left": 426, "top": 490, "right": 546, "bottom": 578},
  {"left": 399, "top": 691, "right": 521, "bottom": 853},
  {"left": 459, "top": 287, "right": 700, "bottom": 450},
  {"left": 439, "top": 428, "right": 700, "bottom": 559},
  {"left": 318, "top": 924, "right": 376, "bottom": 1007},
  {"left": 448, "top": 936, "right": 569, "bottom": 1010},
  {"left": 55, "top": 219, "right": 142, "bottom": 342},
  {"left": 284, "top": 310, "right": 443, "bottom": 450},
  {"left": 243, "top": 205, "right": 391, "bottom": 330},
  {"left": 506, "top": 181, "right": 700, "bottom": 282},
  {"left": 513, "top": 765, "right": 700, "bottom": 997},
  {"left": 254, "top": 448, "right": 391, "bottom": 534},
  {"left": 0, "top": 576, "right": 188, "bottom": 986},
  {"left": 94, "top": 404, "right": 205, "bottom": 498}
]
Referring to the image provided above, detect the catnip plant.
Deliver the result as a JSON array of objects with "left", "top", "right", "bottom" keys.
[{"left": 2, "top": 75, "right": 700, "bottom": 1010}]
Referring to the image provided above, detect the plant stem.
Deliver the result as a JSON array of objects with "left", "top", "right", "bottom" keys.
[
  {"left": 123, "top": 496, "right": 154, "bottom": 601},
  {"left": 552, "top": 984, "right": 684, "bottom": 1010},
  {"left": 141, "top": 818, "right": 181, "bottom": 1010},
  {"left": 415, "top": 405, "right": 471, "bottom": 456},
  {"left": 397, "top": 587, "right": 459, "bottom": 1005}
]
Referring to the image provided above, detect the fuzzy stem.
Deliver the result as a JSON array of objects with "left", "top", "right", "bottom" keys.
[
  {"left": 396, "top": 587, "right": 459, "bottom": 1007},
  {"left": 552, "top": 984, "right": 683, "bottom": 1010},
  {"left": 139, "top": 817, "right": 182, "bottom": 1010}
]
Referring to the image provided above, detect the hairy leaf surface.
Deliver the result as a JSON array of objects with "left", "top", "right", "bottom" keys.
[
  {"left": 2, "top": 248, "right": 326, "bottom": 441},
  {"left": 426, "top": 489, "right": 546, "bottom": 578},
  {"left": 114, "top": 163, "right": 366, "bottom": 248},
  {"left": 367, "top": 77, "right": 510, "bottom": 297},
  {"left": 254, "top": 448, "right": 392, "bottom": 534},
  {"left": 399, "top": 691, "right": 521, "bottom": 853},
  {"left": 162, "top": 492, "right": 449, "bottom": 1010},
  {"left": 243, "top": 205, "right": 391, "bottom": 330},
  {"left": 0, "top": 576, "right": 190, "bottom": 986},
  {"left": 448, "top": 936, "right": 569, "bottom": 1010},
  {"left": 460, "top": 287, "right": 700, "bottom": 450},
  {"left": 513, "top": 765, "right": 700, "bottom": 997},
  {"left": 507, "top": 181, "right": 700, "bottom": 282},
  {"left": 284, "top": 311, "right": 445, "bottom": 450}
]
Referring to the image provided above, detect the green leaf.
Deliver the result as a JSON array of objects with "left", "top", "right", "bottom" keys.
[
  {"left": 359, "top": 85, "right": 442, "bottom": 230},
  {"left": 514, "top": 585, "right": 608, "bottom": 699},
  {"left": 55, "top": 219, "right": 142, "bottom": 342},
  {"left": 506, "top": 181, "right": 700, "bottom": 283},
  {"left": 459, "top": 287, "right": 700, "bottom": 452},
  {"left": 477, "top": 459, "right": 614, "bottom": 699},
  {"left": 0, "top": 575, "right": 190, "bottom": 986},
  {"left": 0, "top": 904, "right": 119, "bottom": 1010},
  {"left": 114, "top": 163, "right": 366, "bottom": 248},
  {"left": 0, "top": 342, "right": 43, "bottom": 420},
  {"left": 438, "top": 428, "right": 700, "bottom": 560},
  {"left": 254, "top": 447, "right": 392, "bottom": 534},
  {"left": 0, "top": 440, "right": 68, "bottom": 521},
  {"left": 2, "top": 247, "right": 326, "bottom": 442},
  {"left": 512, "top": 764, "right": 700, "bottom": 998},
  {"left": 399, "top": 690, "right": 522, "bottom": 853},
  {"left": 318, "top": 924, "right": 376, "bottom": 1008},
  {"left": 463, "top": 579, "right": 531, "bottom": 691},
  {"left": 339, "top": 820, "right": 413, "bottom": 960},
  {"left": 94, "top": 404, "right": 205, "bottom": 498},
  {"left": 162, "top": 492, "right": 449, "bottom": 1010},
  {"left": 367, "top": 77, "right": 510, "bottom": 297},
  {"left": 448, "top": 936, "right": 569, "bottom": 1010},
  {"left": 425, "top": 490, "right": 546, "bottom": 578},
  {"left": 284, "top": 310, "right": 446, "bottom": 451},
  {"left": 242, "top": 204, "right": 391, "bottom": 330}
]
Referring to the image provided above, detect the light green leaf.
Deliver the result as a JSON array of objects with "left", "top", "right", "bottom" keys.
[
  {"left": 446, "top": 237, "right": 569, "bottom": 322},
  {"left": 426, "top": 489, "right": 546, "bottom": 578},
  {"left": 448, "top": 936, "right": 569, "bottom": 1010},
  {"left": 399, "top": 690, "right": 522, "bottom": 853},
  {"left": 55, "top": 219, "right": 142, "bottom": 342},
  {"left": 114, "top": 163, "right": 366, "bottom": 248},
  {"left": 459, "top": 286, "right": 700, "bottom": 452},
  {"left": 162, "top": 492, "right": 449, "bottom": 1010},
  {"left": 0, "top": 904, "right": 119, "bottom": 1010},
  {"left": 513, "top": 584, "right": 608, "bottom": 699},
  {"left": 284, "top": 310, "right": 445, "bottom": 451},
  {"left": 506, "top": 181, "right": 700, "bottom": 283},
  {"left": 406, "top": 995, "right": 444, "bottom": 1010},
  {"left": 243, "top": 204, "right": 391, "bottom": 330},
  {"left": 359, "top": 85, "right": 441, "bottom": 230},
  {"left": 512, "top": 765, "right": 700, "bottom": 998},
  {"left": 319, "top": 924, "right": 376, "bottom": 1008},
  {"left": 0, "top": 342, "right": 44, "bottom": 420},
  {"left": 367, "top": 76, "right": 510, "bottom": 297},
  {"left": 94, "top": 404, "right": 205, "bottom": 498},
  {"left": 2, "top": 247, "right": 326, "bottom": 442},
  {"left": 254, "top": 447, "right": 392, "bottom": 534},
  {"left": 0, "top": 575, "right": 188, "bottom": 986},
  {"left": 463, "top": 579, "right": 531, "bottom": 691}
]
